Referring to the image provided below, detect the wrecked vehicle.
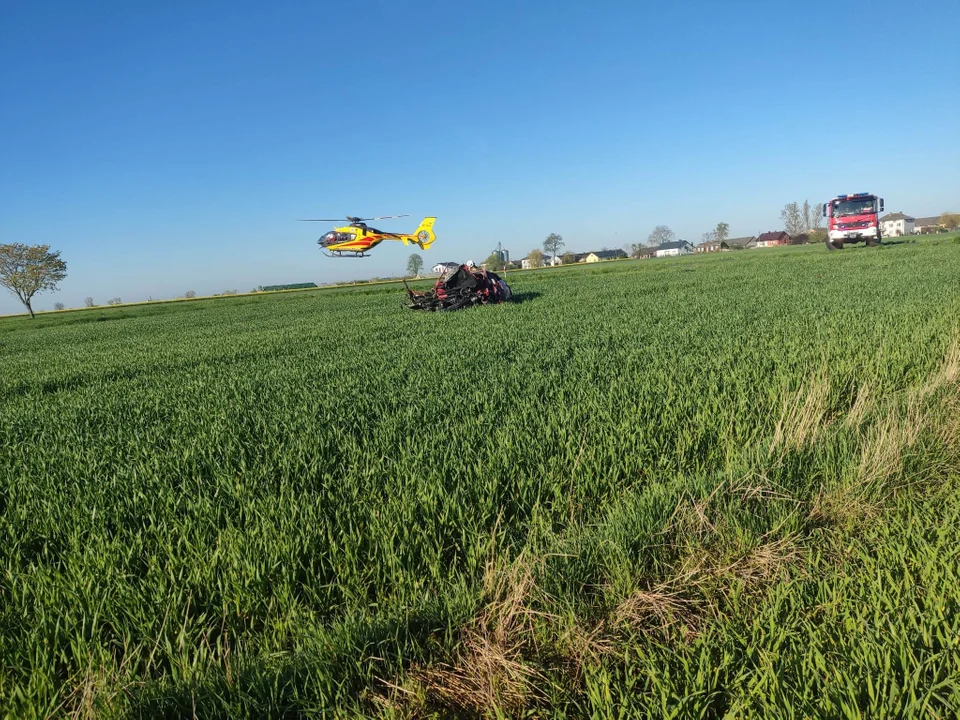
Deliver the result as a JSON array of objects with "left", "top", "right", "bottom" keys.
[{"left": 404, "top": 263, "right": 512, "bottom": 311}]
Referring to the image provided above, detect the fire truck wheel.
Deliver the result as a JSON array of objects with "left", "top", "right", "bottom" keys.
[{"left": 826, "top": 240, "right": 842, "bottom": 251}]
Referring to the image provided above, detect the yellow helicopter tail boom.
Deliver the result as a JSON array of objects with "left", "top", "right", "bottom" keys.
[{"left": 411, "top": 217, "right": 436, "bottom": 250}]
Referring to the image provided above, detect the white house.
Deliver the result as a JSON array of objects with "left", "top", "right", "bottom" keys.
[
  {"left": 521, "top": 255, "right": 564, "bottom": 269},
  {"left": 432, "top": 262, "right": 460, "bottom": 275},
  {"left": 880, "top": 212, "right": 915, "bottom": 237},
  {"left": 654, "top": 240, "right": 694, "bottom": 258}
]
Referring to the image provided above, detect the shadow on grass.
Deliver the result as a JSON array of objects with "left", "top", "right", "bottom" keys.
[
  {"left": 879, "top": 238, "right": 916, "bottom": 246},
  {"left": 511, "top": 291, "right": 542, "bottom": 304},
  {"left": 123, "top": 606, "right": 462, "bottom": 719}
]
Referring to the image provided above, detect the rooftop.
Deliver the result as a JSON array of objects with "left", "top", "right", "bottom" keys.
[{"left": 880, "top": 212, "right": 915, "bottom": 222}]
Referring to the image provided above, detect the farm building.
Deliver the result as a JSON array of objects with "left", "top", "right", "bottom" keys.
[
  {"left": 521, "top": 255, "right": 564, "bottom": 269},
  {"left": 913, "top": 216, "right": 943, "bottom": 234},
  {"left": 696, "top": 240, "right": 729, "bottom": 253},
  {"left": 755, "top": 231, "right": 791, "bottom": 248},
  {"left": 585, "top": 249, "right": 628, "bottom": 263},
  {"left": 727, "top": 236, "right": 757, "bottom": 249},
  {"left": 879, "top": 212, "right": 915, "bottom": 237},
  {"left": 654, "top": 241, "right": 695, "bottom": 258}
]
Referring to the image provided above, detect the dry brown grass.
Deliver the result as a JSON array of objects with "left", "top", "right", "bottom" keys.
[
  {"left": 406, "top": 554, "right": 545, "bottom": 716},
  {"left": 612, "top": 530, "right": 801, "bottom": 650},
  {"left": 918, "top": 337, "right": 960, "bottom": 402},
  {"left": 845, "top": 382, "right": 874, "bottom": 429},
  {"left": 770, "top": 375, "right": 832, "bottom": 455},
  {"left": 52, "top": 657, "right": 133, "bottom": 720},
  {"left": 812, "top": 338, "right": 960, "bottom": 530},
  {"left": 380, "top": 339, "right": 960, "bottom": 717},
  {"left": 612, "top": 585, "right": 701, "bottom": 641}
]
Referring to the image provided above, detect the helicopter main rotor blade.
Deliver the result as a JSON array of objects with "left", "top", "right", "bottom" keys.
[
  {"left": 346, "top": 214, "right": 411, "bottom": 222},
  {"left": 297, "top": 214, "right": 410, "bottom": 222}
]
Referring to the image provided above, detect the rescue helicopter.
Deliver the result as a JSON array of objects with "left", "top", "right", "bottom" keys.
[{"left": 297, "top": 214, "right": 436, "bottom": 257}]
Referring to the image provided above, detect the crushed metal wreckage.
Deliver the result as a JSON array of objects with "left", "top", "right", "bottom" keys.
[{"left": 404, "top": 263, "right": 512, "bottom": 311}]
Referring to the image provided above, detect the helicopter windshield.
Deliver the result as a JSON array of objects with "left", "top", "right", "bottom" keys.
[{"left": 319, "top": 231, "right": 356, "bottom": 246}]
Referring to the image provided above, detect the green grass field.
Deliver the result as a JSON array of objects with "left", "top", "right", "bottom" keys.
[{"left": 2, "top": 235, "right": 960, "bottom": 718}]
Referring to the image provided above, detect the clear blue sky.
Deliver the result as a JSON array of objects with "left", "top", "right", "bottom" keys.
[{"left": 1, "top": 0, "right": 958, "bottom": 313}]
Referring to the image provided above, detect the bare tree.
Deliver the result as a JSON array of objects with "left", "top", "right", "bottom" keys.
[
  {"left": 0, "top": 243, "right": 68, "bottom": 319},
  {"left": 84, "top": 296, "right": 95, "bottom": 307},
  {"left": 54, "top": 302, "right": 65, "bottom": 311},
  {"left": 107, "top": 297, "right": 122, "bottom": 306},
  {"left": 715, "top": 222, "right": 730, "bottom": 243},
  {"left": 780, "top": 203, "right": 806, "bottom": 237},
  {"left": 647, "top": 225, "right": 675, "bottom": 247},
  {"left": 803, "top": 200, "right": 822, "bottom": 232},
  {"left": 184, "top": 290, "right": 196, "bottom": 299},
  {"left": 561, "top": 251, "right": 577, "bottom": 264},
  {"left": 782, "top": 200, "right": 822, "bottom": 236},
  {"left": 543, "top": 233, "right": 564, "bottom": 260},
  {"left": 701, "top": 231, "right": 717, "bottom": 244}
]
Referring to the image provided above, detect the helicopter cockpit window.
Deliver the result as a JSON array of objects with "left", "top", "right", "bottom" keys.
[{"left": 320, "top": 231, "right": 356, "bottom": 245}]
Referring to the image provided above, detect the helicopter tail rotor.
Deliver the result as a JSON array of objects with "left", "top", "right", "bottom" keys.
[{"left": 412, "top": 217, "right": 436, "bottom": 250}]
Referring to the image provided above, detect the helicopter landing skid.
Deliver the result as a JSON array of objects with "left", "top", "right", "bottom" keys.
[{"left": 321, "top": 251, "right": 370, "bottom": 258}]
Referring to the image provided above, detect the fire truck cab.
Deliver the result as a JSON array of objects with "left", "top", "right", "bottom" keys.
[{"left": 823, "top": 192, "right": 884, "bottom": 250}]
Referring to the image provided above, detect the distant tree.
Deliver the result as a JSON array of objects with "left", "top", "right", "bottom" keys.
[
  {"left": 54, "top": 302, "right": 65, "bottom": 311},
  {"left": 780, "top": 202, "right": 806, "bottom": 237},
  {"left": 0, "top": 243, "right": 68, "bottom": 319},
  {"left": 809, "top": 229, "right": 828, "bottom": 245},
  {"left": 715, "top": 222, "right": 730, "bottom": 243},
  {"left": 84, "top": 296, "right": 95, "bottom": 308},
  {"left": 805, "top": 200, "right": 823, "bottom": 232},
  {"left": 941, "top": 212, "right": 960, "bottom": 230},
  {"left": 107, "top": 297, "right": 122, "bottom": 306},
  {"left": 543, "top": 233, "right": 564, "bottom": 260},
  {"left": 701, "top": 230, "right": 717, "bottom": 244},
  {"left": 781, "top": 200, "right": 821, "bottom": 237},
  {"left": 626, "top": 243, "right": 645, "bottom": 258},
  {"left": 406, "top": 253, "right": 424, "bottom": 277},
  {"left": 184, "top": 289, "right": 196, "bottom": 299},
  {"left": 648, "top": 225, "right": 675, "bottom": 247},
  {"left": 221, "top": 289, "right": 237, "bottom": 296},
  {"left": 527, "top": 249, "right": 544, "bottom": 268},
  {"left": 561, "top": 251, "right": 577, "bottom": 264},
  {"left": 483, "top": 251, "right": 504, "bottom": 270}
]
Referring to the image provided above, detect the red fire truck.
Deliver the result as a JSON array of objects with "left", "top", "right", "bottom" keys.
[{"left": 823, "top": 192, "right": 885, "bottom": 250}]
